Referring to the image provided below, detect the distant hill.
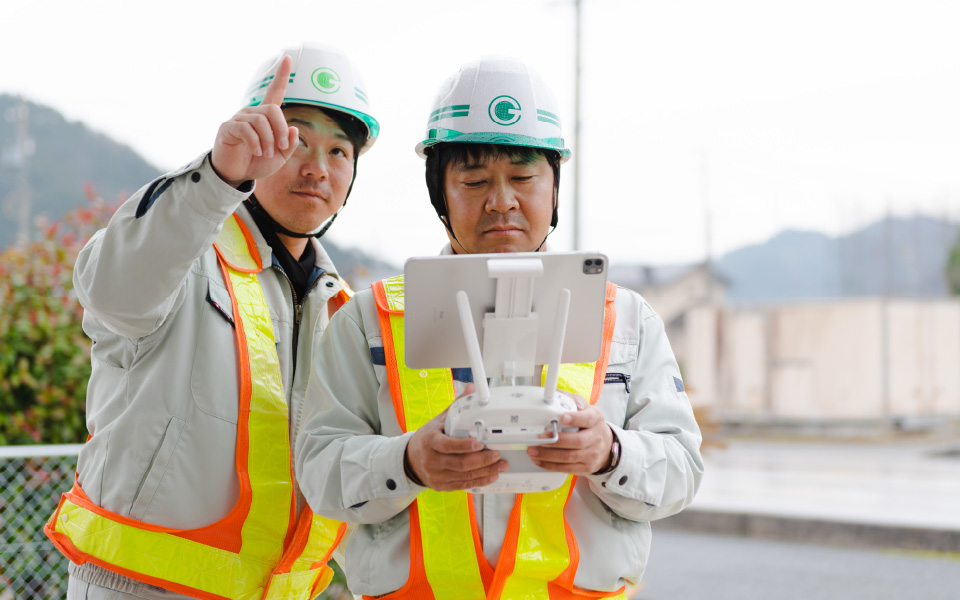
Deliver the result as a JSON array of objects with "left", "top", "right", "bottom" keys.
[
  {"left": 715, "top": 215, "right": 959, "bottom": 302},
  {"left": 0, "top": 94, "right": 398, "bottom": 287},
  {"left": 0, "top": 94, "right": 161, "bottom": 247},
  {"left": 323, "top": 242, "right": 399, "bottom": 290}
]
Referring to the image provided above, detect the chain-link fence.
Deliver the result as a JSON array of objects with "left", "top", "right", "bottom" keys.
[
  {"left": 0, "top": 445, "right": 353, "bottom": 600},
  {"left": 0, "top": 445, "right": 80, "bottom": 600}
]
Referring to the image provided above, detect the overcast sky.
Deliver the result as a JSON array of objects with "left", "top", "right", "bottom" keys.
[{"left": 4, "top": 0, "right": 960, "bottom": 268}]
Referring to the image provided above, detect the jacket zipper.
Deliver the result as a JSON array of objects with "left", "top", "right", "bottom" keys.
[
  {"left": 290, "top": 274, "right": 325, "bottom": 440},
  {"left": 268, "top": 250, "right": 335, "bottom": 526},
  {"left": 604, "top": 372, "right": 631, "bottom": 393},
  {"left": 273, "top": 265, "right": 305, "bottom": 521}
]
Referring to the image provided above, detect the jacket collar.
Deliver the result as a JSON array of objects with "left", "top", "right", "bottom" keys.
[{"left": 234, "top": 203, "right": 341, "bottom": 278}]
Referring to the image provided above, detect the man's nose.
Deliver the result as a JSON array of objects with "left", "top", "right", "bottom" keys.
[
  {"left": 300, "top": 152, "right": 329, "bottom": 180},
  {"left": 486, "top": 179, "right": 518, "bottom": 213}
]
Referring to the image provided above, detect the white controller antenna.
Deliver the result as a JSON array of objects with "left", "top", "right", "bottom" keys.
[
  {"left": 456, "top": 290, "right": 490, "bottom": 405},
  {"left": 542, "top": 288, "right": 571, "bottom": 404}
]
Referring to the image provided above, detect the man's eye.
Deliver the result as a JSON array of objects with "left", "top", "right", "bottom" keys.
[
  {"left": 463, "top": 180, "right": 485, "bottom": 187},
  {"left": 514, "top": 176, "right": 534, "bottom": 182}
]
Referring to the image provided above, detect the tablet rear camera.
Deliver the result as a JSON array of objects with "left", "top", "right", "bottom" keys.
[{"left": 583, "top": 258, "right": 604, "bottom": 274}]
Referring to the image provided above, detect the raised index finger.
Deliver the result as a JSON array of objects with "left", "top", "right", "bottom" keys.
[{"left": 262, "top": 55, "right": 292, "bottom": 106}]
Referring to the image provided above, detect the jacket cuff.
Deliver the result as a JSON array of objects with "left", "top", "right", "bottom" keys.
[
  {"left": 587, "top": 424, "right": 659, "bottom": 505},
  {"left": 170, "top": 152, "right": 256, "bottom": 224},
  {"left": 378, "top": 432, "right": 426, "bottom": 500}
]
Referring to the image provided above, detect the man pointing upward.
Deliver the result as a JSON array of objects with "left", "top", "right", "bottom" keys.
[{"left": 47, "top": 43, "right": 378, "bottom": 600}]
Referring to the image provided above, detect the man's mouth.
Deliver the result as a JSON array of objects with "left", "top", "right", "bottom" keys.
[
  {"left": 292, "top": 190, "right": 326, "bottom": 202},
  {"left": 484, "top": 224, "right": 523, "bottom": 235}
]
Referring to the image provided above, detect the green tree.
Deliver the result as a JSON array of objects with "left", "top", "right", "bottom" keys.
[
  {"left": 947, "top": 232, "right": 960, "bottom": 296},
  {"left": 0, "top": 185, "right": 119, "bottom": 444}
]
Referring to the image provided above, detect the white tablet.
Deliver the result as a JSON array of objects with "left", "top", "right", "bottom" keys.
[{"left": 404, "top": 251, "right": 609, "bottom": 370}]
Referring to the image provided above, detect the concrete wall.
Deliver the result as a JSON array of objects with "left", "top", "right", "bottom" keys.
[
  {"left": 641, "top": 266, "right": 724, "bottom": 326},
  {"left": 683, "top": 299, "right": 960, "bottom": 423}
]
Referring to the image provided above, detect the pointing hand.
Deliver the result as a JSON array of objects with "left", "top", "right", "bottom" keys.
[{"left": 211, "top": 55, "right": 299, "bottom": 187}]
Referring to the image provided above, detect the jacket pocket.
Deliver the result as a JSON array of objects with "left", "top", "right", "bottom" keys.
[
  {"left": 191, "top": 278, "right": 240, "bottom": 423},
  {"left": 205, "top": 282, "right": 235, "bottom": 328},
  {"left": 129, "top": 416, "right": 185, "bottom": 520}
]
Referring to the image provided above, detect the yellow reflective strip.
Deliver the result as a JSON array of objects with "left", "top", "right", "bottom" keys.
[
  {"left": 384, "top": 305, "right": 456, "bottom": 431},
  {"left": 418, "top": 490, "right": 487, "bottom": 600},
  {"left": 503, "top": 360, "right": 599, "bottom": 598},
  {"left": 54, "top": 499, "right": 267, "bottom": 600},
  {"left": 304, "top": 512, "right": 344, "bottom": 564},
  {"left": 262, "top": 570, "right": 316, "bottom": 600},
  {"left": 216, "top": 215, "right": 260, "bottom": 271},
  {"left": 541, "top": 362, "right": 596, "bottom": 402},
  {"left": 228, "top": 266, "right": 292, "bottom": 564},
  {"left": 382, "top": 278, "right": 486, "bottom": 599},
  {"left": 381, "top": 275, "right": 405, "bottom": 311},
  {"left": 500, "top": 478, "right": 574, "bottom": 600},
  {"left": 283, "top": 513, "right": 344, "bottom": 577}
]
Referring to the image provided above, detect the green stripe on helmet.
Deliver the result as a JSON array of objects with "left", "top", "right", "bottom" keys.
[
  {"left": 536, "top": 108, "right": 560, "bottom": 122},
  {"left": 355, "top": 87, "right": 369, "bottom": 105},
  {"left": 244, "top": 74, "right": 296, "bottom": 100},
  {"left": 537, "top": 115, "right": 561, "bottom": 127},
  {"left": 429, "top": 104, "right": 470, "bottom": 119},
  {"left": 428, "top": 109, "right": 470, "bottom": 123}
]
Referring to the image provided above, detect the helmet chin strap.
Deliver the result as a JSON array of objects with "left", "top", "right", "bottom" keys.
[{"left": 248, "top": 154, "right": 359, "bottom": 239}]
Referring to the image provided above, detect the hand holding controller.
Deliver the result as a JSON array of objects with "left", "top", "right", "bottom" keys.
[
  {"left": 526, "top": 396, "right": 616, "bottom": 476},
  {"left": 443, "top": 387, "right": 583, "bottom": 493}
]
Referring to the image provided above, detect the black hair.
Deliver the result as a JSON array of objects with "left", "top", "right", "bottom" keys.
[
  {"left": 315, "top": 107, "right": 367, "bottom": 157},
  {"left": 424, "top": 142, "right": 561, "bottom": 238}
]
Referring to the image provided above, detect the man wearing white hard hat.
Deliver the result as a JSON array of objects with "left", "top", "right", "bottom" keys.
[
  {"left": 296, "top": 57, "right": 703, "bottom": 598},
  {"left": 45, "top": 43, "right": 377, "bottom": 600}
]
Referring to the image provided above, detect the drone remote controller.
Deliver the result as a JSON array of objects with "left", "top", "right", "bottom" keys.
[{"left": 444, "top": 386, "right": 579, "bottom": 493}]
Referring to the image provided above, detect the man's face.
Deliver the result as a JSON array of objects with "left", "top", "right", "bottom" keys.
[
  {"left": 443, "top": 151, "right": 555, "bottom": 254},
  {"left": 255, "top": 106, "right": 355, "bottom": 235}
]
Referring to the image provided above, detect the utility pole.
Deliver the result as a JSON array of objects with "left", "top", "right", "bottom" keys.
[
  {"left": 572, "top": 0, "right": 583, "bottom": 250},
  {"left": 701, "top": 152, "right": 713, "bottom": 303},
  {"left": 880, "top": 204, "right": 892, "bottom": 427},
  {"left": 3, "top": 96, "right": 35, "bottom": 246}
]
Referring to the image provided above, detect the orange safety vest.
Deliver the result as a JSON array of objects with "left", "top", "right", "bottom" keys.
[
  {"left": 45, "top": 214, "right": 348, "bottom": 600},
  {"left": 371, "top": 275, "right": 626, "bottom": 600}
]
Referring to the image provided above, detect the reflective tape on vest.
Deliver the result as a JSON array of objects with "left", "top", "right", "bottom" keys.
[
  {"left": 371, "top": 277, "right": 625, "bottom": 600},
  {"left": 45, "top": 214, "right": 344, "bottom": 600}
]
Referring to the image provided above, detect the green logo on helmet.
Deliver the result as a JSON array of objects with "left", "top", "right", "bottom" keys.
[
  {"left": 311, "top": 67, "right": 341, "bottom": 94},
  {"left": 488, "top": 95, "right": 521, "bottom": 126}
]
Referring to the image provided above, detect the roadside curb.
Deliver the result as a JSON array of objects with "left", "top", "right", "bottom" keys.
[{"left": 657, "top": 508, "right": 960, "bottom": 554}]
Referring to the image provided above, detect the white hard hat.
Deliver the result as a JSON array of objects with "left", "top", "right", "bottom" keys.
[
  {"left": 415, "top": 57, "right": 570, "bottom": 162},
  {"left": 244, "top": 42, "right": 379, "bottom": 155}
]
